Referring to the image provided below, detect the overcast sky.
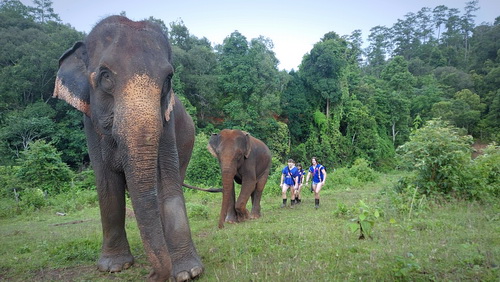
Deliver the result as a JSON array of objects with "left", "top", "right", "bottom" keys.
[{"left": 21, "top": 0, "right": 500, "bottom": 71}]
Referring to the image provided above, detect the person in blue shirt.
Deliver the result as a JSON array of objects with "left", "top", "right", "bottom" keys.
[
  {"left": 280, "top": 159, "right": 299, "bottom": 207},
  {"left": 305, "top": 157, "right": 327, "bottom": 209},
  {"left": 294, "top": 163, "right": 306, "bottom": 204}
]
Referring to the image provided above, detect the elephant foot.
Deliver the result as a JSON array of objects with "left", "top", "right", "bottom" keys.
[
  {"left": 250, "top": 212, "right": 261, "bottom": 220},
  {"left": 174, "top": 265, "right": 204, "bottom": 281},
  {"left": 236, "top": 209, "right": 250, "bottom": 222},
  {"left": 97, "top": 253, "right": 134, "bottom": 273},
  {"left": 225, "top": 214, "right": 238, "bottom": 224},
  {"left": 172, "top": 256, "right": 204, "bottom": 281}
]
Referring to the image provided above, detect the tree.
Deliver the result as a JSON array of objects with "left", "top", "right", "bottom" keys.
[
  {"left": 365, "top": 25, "right": 392, "bottom": 75},
  {"left": 432, "top": 5, "right": 448, "bottom": 42},
  {"left": 301, "top": 32, "right": 349, "bottom": 118},
  {"left": 0, "top": 101, "right": 56, "bottom": 163},
  {"left": 31, "top": 0, "right": 60, "bottom": 23}
]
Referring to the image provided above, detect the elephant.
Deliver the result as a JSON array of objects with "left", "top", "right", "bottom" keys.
[
  {"left": 52, "top": 16, "right": 202, "bottom": 281},
  {"left": 208, "top": 129, "right": 272, "bottom": 228}
]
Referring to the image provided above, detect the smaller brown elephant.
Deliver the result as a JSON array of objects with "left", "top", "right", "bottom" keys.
[{"left": 208, "top": 129, "right": 271, "bottom": 228}]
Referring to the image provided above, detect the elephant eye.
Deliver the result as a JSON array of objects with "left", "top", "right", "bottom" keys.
[
  {"left": 99, "top": 69, "right": 114, "bottom": 92},
  {"left": 163, "top": 73, "right": 173, "bottom": 93}
]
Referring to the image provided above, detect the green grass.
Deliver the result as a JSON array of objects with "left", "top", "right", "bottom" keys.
[{"left": 1, "top": 172, "right": 498, "bottom": 281}]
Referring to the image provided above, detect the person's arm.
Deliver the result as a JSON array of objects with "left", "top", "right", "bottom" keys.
[
  {"left": 280, "top": 173, "right": 284, "bottom": 186},
  {"left": 321, "top": 168, "right": 327, "bottom": 183},
  {"left": 305, "top": 171, "right": 311, "bottom": 183}
]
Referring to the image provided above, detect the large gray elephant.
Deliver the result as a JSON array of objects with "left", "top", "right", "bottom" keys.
[
  {"left": 208, "top": 129, "right": 272, "bottom": 228},
  {"left": 53, "top": 16, "right": 202, "bottom": 281}
]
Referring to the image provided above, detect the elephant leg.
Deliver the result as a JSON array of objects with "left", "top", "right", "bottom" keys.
[
  {"left": 96, "top": 170, "right": 134, "bottom": 272},
  {"left": 250, "top": 177, "right": 266, "bottom": 219},
  {"left": 225, "top": 184, "right": 238, "bottom": 224},
  {"left": 158, "top": 135, "right": 203, "bottom": 281},
  {"left": 235, "top": 180, "right": 254, "bottom": 222},
  {"left": 86, "top": 125, "right": 134, "bottom": 273}
]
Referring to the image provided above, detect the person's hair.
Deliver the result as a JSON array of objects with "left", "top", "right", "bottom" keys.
[
  {"left": 287, "top": 159, "right": 294, "bottom": 163},
  {"left": 311, "top": 157, "right": 318, "bottom": 163},
  {"left": 296, "top": 163, "right": 302, "bottom": 169}
]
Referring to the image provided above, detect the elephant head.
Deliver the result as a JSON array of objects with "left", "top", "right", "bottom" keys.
[
  {"left": 208, "top": 130, "right": 251, "bottom": 179},
  {"left": 53, "top": 16, "right": 202, "bottom": 281}
]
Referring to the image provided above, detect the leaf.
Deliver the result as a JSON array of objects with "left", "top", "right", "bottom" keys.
[
  {"left": 348, "top": 223, "right": 359, "bottom": 233},
  {"left": 359, "top": 213, "right": 366, "bottom": 221},
  {"left": 360, "top": 220, "right": 372, "bottom": 237}
]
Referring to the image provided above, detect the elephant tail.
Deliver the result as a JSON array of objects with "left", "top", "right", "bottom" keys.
[{"left": 182, "top": 183, "right": 223, "bottom": 193}]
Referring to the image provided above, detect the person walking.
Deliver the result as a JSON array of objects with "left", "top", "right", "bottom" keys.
[
  {"left": 305, "top": 157, "right": 327, "bottom": 209},
  {"left": 294, "top": 163, "right": 306, "bottom": 204},
  {"left": 280, "top": 159, "right": 299, "bottom": 208}
]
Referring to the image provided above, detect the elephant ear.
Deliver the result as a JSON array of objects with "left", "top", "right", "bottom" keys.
[
  {"left": 53, "top": 41, "right": 91, "bottom": 117},
  {"left": 207, "top": 133, "right": 219, "bottom": 158},
  {"left": 244, "top": 133, "right": 252, "bottom": 158}
]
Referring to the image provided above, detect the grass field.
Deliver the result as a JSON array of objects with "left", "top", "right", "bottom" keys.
[{"left": 1, "top": 172, "right": 498, "bottom": 281}]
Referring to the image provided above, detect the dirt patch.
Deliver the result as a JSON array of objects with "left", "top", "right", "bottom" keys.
[{"left": 472, "top": 141, "right": 489, "bottom": 159}]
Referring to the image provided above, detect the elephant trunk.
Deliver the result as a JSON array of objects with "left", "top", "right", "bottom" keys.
[
  {"left": 218, "top": 165, "right": 236, "bottom": 228},
  {"left": 114, "top": 75, "right": 173, "bottom": 277}
]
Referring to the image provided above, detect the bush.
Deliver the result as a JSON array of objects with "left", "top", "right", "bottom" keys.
[
  {"left": 16, "top": 140, "right": 74, "bottom": 195},
  {"left": 48, "top": 188, "right": 98, "bottom": 213},
  {"left": 330, "top": 158, "right": 378, "bottom": 187},
  {"left": 466, "top": 143, "right": 500, "bottom": 199},
  {"left": 0, "top": 165, "right": 21, "bottom": 198},
  {"left": 186, "top": 132, "right": 221, "bottom": 188},
  {"left": 19, "top": 188, "right": 46, "bottom": 211},
  {"left": 396, "top": 119, "right": 473, "bottom": 197},
  {"left": 349, "top": 158, "right": 379, "bottom": 182}
]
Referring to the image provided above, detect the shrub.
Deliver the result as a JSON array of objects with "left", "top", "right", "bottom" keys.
[
  {"left": 466, "top": 143, "right": 500, "bottom": 199},
  {"left": 19, "top": 188, "right": 46, "bottom": 211},
  {"left": 349, "top": 158, "right": 379, "bottom": 182},
  {"left": 186, "top": 132, "right": 221, "bottom": 188},
  {"left": 0, "top": 165, "right": 21, "bottom": 198},
  {"left": 396, "top": 119, "right": 473, "bottom": 197},
  {"left": 16, "top": 140, "right": 74, "bottom": 195}
]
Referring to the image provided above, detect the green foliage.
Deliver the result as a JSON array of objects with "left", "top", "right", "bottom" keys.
[
  {"left": 0, "top": 165, "right": 20, "bottom": 198},
  {"left": 397, "top": 119, "right": 473, "bottom": 197},
  {"left": 349, "top": 158, "right": 379, "bottom": 182},
  {"left": 466, "top": 143, "right": 500, "bottom": 199},
  {"left": 185, "top": 132, "right": 221, "bottom": 188},
  {"left": 48, "top": 188, "right": 98, "bottom": 213},
  {"left": 185, "top": 202, "right": 209, "bottom": 220},
  {"left": 18, "top": 188, "right": 46, "bottom": 211},
  {"left": 264, "top": 121, "right": 289, "bottom": 162},
  {"left": 348, "top": 200, "right": 381, "bottom": 239},
  {"left": 16, "top": 140, "right": 74, "bottom": 195}
]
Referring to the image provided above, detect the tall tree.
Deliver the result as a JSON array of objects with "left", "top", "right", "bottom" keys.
[
  {"left": 365, "top": 25, "right": 392, "bottom": 75},
  {"left": 432, "top": 5, "right": 448, "bottom": 42},
  {"left": 300, "top": 32, "right": 349, "bottom": 118},
  {"left": 31, "top": 0, "right": 60, "bottom": 23}
]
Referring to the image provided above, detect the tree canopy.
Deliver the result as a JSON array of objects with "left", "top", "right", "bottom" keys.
[{"left": 0, "top": 0, "right": 498, "bottom": 174}]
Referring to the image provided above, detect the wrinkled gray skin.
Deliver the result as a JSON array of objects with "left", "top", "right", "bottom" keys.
[
  {"left": 52, "top": 16, "right": 202, "bottom": 281},
  {"left": 208, "top": 129, "right": 271, "bottom": 228}
]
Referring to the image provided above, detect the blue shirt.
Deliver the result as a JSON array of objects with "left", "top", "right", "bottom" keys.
[
  {"left": 282, "top": 166, "right": 299, "bottom": 185},
  {"left": 297, "top": 169, "right": 306, "bottom": 184},
  {"left": 309, "top": 164, "right": 325, "bottom": 183}
]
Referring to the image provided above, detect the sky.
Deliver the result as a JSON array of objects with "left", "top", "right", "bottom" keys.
[{"left": 21, "top": 0, "right": 500, "bottom": 71}]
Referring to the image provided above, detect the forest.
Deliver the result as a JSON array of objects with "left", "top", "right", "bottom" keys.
[{"left": 0, "top": 0, "right": 499, "bottom": 206}]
